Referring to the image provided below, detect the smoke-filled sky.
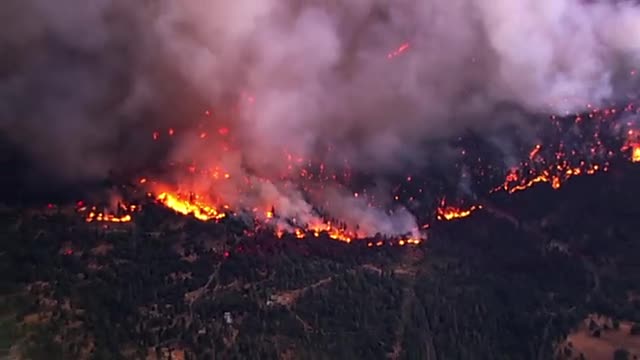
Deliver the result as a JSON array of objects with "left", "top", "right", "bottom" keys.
[
  {"left": 2, "top": 0, "right": 640, "bottom": 178},
  {"left": 2, "top": 0, "right": 640, "bottom": 232}
]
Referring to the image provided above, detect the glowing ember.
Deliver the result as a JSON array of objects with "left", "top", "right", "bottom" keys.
[
  {"left": 86, "top": 213, "right": 132, "bottom": 223},
  {"left": 387, "top": 42, "right": 410, "bottom": 59},
  {"left": 80, "top": 204, "right": 138, "bottom": 223},
  {"left": 367, "top": 237, "right": 421, "bottom": 248},
  {"left": 529, "top": 144, "right": 542, "bottom": 159}
]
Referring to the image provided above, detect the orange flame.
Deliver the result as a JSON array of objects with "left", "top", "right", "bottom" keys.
[
  {"left": 623, "top": 130, "right": 640, "bottom": 163},
  {"left": 633, "top": 147, "right": 640, "bottom": 163},
  {"left": 86, "top": 213, "right": 132, "bottom": 223},
  {"left": 368, "top": 237, "right": 421, "bottom": 248},
  {"left": 304, "top": 221, "right": 355, "bottom": 243},
  {"left": 436, "top": 200, "right": 483, "bottom": 221},
  {"left": 156, "top": 192, "right": 227, "bottom": 221},
  {"left": 82, "top": 204, "right": 138, "bottom": 223},
  {"left": 493, "top": 159, "right": 606, "bottom": 195}
]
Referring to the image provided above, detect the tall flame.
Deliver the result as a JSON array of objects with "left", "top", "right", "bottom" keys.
[{"left": 156, "top": 192, "right": 227, "bottom": 221}]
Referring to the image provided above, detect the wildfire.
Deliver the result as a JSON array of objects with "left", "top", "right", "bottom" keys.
[
  {"left": 622, "top": 130, "right": 640, "bottom": 163},
  {"left": 86, "top": 212, "right": 132, "bottom": 223},
  {"left": 436, "top": 199, "right": 483, "bottom": 221},
  {"left": 493, "top": 162, "right": 605, "bottom": 194},
  {"left": 80, "top": 204, "right": 138, "bottom": 223},
  {"left": 265, "top": 208, "right": 362, "bottom": 243},
  {"left": 304, "top": 221, "right": 356, "bottom": 243},
  {"left": 69, "top": 96, "right": 640, "bottom": 248},
  {"left": 492, "top": 132, "right": 611, "bottom": 195},
  {"left": 156, "top": 192, "right": 227, "bottom": 221},
  {"left": 367, "top": 237, "right": 421, "bottom": 247}
]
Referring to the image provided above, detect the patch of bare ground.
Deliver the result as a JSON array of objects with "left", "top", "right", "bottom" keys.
[
  {"left": 387, "top": 247, "right": 428, "bottom": 360},
  {"left": 167, "top": 272, "right": 193, "bottom": 282},
  {"left": 8, "top": 342, "right": 25, "bottom": 360},
  {"left": 362, "top": 248, "right": 424, "bottom": 278},
  {"left": 186, "top": 279, "right": 239, "bottom": 305},
  {"left": 360, "top": 264, "right": 384, "bottom": 274},
  {"left": 270, "top": 277, "right": 333, "bottom": 307},
  {"left": 20, "top": 283, "right": 58, "bottom": 325},
  {"left": 90, "top": 243, "right": 113, "bottom": 256},
  {"left": 294, "top": 313, "right": 313, "bottom": 332},
  {"left": 279, "top": 347, "right": 297, "bottom": 360},
  {"left": 72, "top": 328, "right": 94, "bottom": 354},
  {"left": 19, "top": 282, "right": 95, "bottom": 359},
  {"left": 120, "top": 344, "right": 139, "bottom": 359},
  {"left": 25, "top": 281, "right": 50, "bottom": 293},
  {"left": 169, "top": 348, "right": 185, "bottom": 360},
  {"left": 223, "top": 328, "right": 240, "bottom": 349},
  {"left": 183, "top": 264, "right": 224, "bottom": 304},
  {"left": 86, "top": 261, "right": 104, "bottom": 271},
  {"left": 180, "top": 253, "right": 198, "bottom": 263},
  {"left": 145, "top": 346, "right": 186, "bottom": 360},
  {"left": 266, "top": 276, "right": 337, "bottom": 338},
  {"left": 387, "top": 287, "right": 415, "bottom": 360},
  {"left": 558, "top": 314, "right": 640, "bottom": 360},
  {"left": 360, "top": 263, "right": 417, "bottom": 277},
  {"left": 22, "top": 313, "right": 49, "bottom": 325},
  {"left": 269, "top": 247, "right": 426, "bottom": 357}
]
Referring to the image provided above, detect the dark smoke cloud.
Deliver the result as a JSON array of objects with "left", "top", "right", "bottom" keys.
[
  {"left": 2, "top": 0, "right": 640, "bottom": 233},
  {"left": 0, "top": 0, "right": 201, "bottom": 181}
]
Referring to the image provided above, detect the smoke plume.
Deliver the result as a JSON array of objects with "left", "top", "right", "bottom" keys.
[{"left": 2, "top": 0, "right": 640, "bottom": 235}]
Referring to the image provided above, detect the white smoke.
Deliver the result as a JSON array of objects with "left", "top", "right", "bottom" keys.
[
  {"left": 147, "top": 0, "right": 640, "bottom": 171},
  {"left": 2, "top": 0, "right": 640, "bottom": 236}
]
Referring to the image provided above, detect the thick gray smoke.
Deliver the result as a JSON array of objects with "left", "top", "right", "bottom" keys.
[{"left": 2, "top": 0, "right": 640, "bottom": 235}]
